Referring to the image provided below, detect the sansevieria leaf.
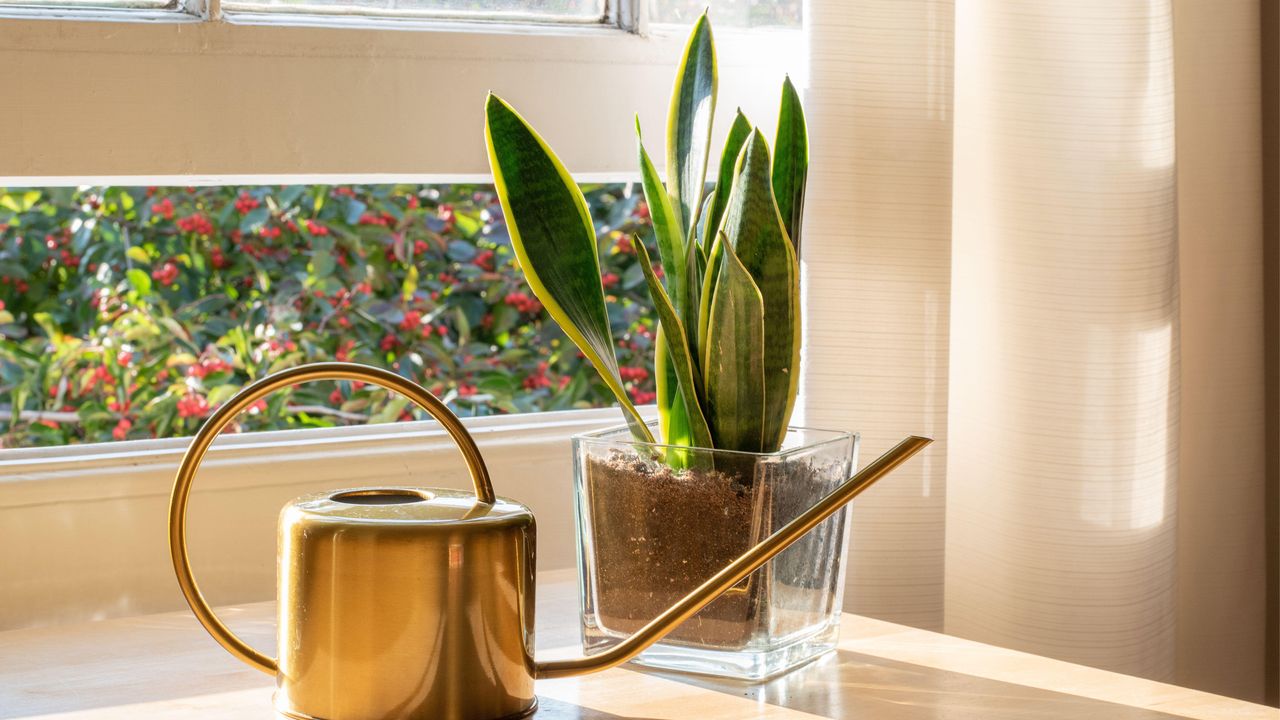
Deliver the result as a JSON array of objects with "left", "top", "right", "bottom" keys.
[
  {"left": 636, "top": 118, "right": 685, "bottom": 306},
  {"left": 667, "top": 11, "right": 717, "bottom": 243},
  {"left": 697, "top": 232, "right": 722, "bottom": 361},
  {"left": 701, "top": 109, "right": 753, "bottom": 254},
  {"left": 719, "top": 130, "right": 800, "bottom": 451},
  {"left": 637, "top": 119, "right": 689, "bottom": 446},
  {"left": 484, "top": 93, "right": 655, "bottom": 443},
  {"left": 654, "top": 328, "right": 691, "bottom": 446},
  {"left": 772, "top": 76, "right": 809, "bottom": 256},
  {"left": 636, "top": 238, "right": 713, "bottom": 450},
  {"left": 703, "top": 235, "right": 766, "bottom": 453}
]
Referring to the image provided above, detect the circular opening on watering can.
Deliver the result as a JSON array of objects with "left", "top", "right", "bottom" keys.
[{"left": 331, "top": 489, "right": 433, "bottom": 505}]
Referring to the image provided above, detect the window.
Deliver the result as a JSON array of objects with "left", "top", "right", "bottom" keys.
[
  {"left": 0, "top": 183, "right": 658, "bottom": 448},
  {"left": 0, "top": 2, "right": 805, "bottom": 450}
]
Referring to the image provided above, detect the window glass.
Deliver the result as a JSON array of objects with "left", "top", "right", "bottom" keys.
[
  {"left": 651, "top": 0, "right": 801, "bottom": 29},
  {"left": 0, "top": 184, "right": 656, "bottom": 448},
  {"left": 221, "top": 0, "right": 605, "bottom": 22}
]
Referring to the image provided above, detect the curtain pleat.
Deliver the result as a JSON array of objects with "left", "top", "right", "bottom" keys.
[{"left": 944, "top": 0, "right": 1180, "bottom": 682}]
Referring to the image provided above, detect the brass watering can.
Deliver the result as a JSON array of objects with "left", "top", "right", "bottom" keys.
[{"left": 168, "top": 362, "right": 930, "bottom": 720}]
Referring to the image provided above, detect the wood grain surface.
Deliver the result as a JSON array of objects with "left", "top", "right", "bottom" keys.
[{"left": 1, "top": 570, "right": 1274, "bottom": 720}]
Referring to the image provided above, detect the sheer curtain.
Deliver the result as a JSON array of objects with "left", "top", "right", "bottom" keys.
[{"left": 803, "top": 0, "right": 1270, "bottom": 703}]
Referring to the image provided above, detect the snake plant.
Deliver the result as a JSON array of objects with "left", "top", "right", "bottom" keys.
[{"left": 485, "top": 13, "right": 807, "bottom": 454}]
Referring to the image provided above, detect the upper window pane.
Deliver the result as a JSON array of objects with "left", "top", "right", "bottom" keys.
[
  {"left": 222, "top": 0, "right": 605, "bottom": 22},
  {"left": 653, "top": 0, "right": 801, "bottom": 30}
]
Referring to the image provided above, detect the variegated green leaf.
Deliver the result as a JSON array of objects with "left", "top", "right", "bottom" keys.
[
  {"left": 637, "top": 119, "right": 688, "bottom": 445},
  {"left": 636, "top": 238, "right": 713, "bottom": 450},
  {"left": 772, "top": 76, "right": 808, "bottom": 256},
  {"left": 654, "top": 328, "right": 690, "bottom": 446},
  {"left": 701, "top": 109, "right": 752, "bottom": 254},
  {"left": 636, "top": 117, "right": 684, "bottom": 299},
  {"left": 667, "top": 12, "right": 717, "bottom": 243},
  {"left": 484, "top": 93, "right": 654, "bottom": 443},
  {"left": 680, "top": 227, "right": 702, "bottom": 351},
  {"left": 697, "top": 233, "right": 721, "bottom": 360},
  {"left": 718, "top": 129, "right": 800, "bottom": 451},
  {"left": 703, "top": 235, "right": 766, "bottom": 453}
]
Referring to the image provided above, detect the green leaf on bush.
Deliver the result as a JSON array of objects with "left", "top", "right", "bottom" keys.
[
  {"left": 447, "top": 240, "right": 477, "bottom": 262},
  {"left": 0, "top": 190, "right": 40, "bottom": 213},
  {"left": 454, "top": 213, "right": 481, "bottom": 236},
  {"left": 342, "top": 199, "right": 367, "bottom": 226},
  {"left": 401, "top": 265, "right": 419, "bottom": 303},
  {"left": 157, "top": 317, "right": 192, "bottom": 345},
  {"left": 277, "top": 185, "right": 306, "bottom": 207},
  {"left": 310, "top": 251, "right": 335, "bottom": 278},
  {"left": 126, "top": 268, "right": 152, "bottom": 296},
  {"left": 126, "top": 246, "right": 150, "bottom": 265},
  {"left": 485, "top": 93, "right": 654, "bottom": 443},
  {"left": 370, "top": 395, "right": 409, "bottom": 425},
  {"left": 205, "top": 384, "right": 242, "bottom": 407},
  {"left": 703, "top": 236, "right": 765, "bottom": 453},
  {"left": 240, "top": 206, "right": 270, "bottom": 233}
]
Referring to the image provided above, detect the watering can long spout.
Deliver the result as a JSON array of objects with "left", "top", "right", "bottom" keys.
[{"left": 535, "top": 434, "right": 932, "bottom": 680}]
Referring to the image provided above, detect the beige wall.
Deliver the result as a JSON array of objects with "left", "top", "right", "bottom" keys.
[
  {"left": 0, "top": 18, "right": 801, "bottom": 182},
  {"left": 0, "top": 409, "right": 628, "bottom": 630}
]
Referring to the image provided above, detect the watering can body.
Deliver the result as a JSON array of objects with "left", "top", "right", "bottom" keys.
[
  {"left": 168, "top": 362, "right": 929, "bottom": 720},
  {"left": 275, "top": 489, "right": 538, "bottom": 719}
]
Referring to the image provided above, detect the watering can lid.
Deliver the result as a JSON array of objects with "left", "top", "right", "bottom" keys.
[{"left": 285, "top": 487, "right": 532, "bottom": 525}]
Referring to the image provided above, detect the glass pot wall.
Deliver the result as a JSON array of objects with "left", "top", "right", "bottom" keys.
[{"left": 573, "top": 423, "right": 857, "bottom": 680}]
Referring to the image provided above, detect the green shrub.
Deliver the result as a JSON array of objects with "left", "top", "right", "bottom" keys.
[{"left": 0, "top": 183, "right": 656, "bottom": 448}]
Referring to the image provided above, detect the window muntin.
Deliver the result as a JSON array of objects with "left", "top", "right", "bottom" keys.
[{"left": 0, "top": 184, "right": 656, "bottom": 448}]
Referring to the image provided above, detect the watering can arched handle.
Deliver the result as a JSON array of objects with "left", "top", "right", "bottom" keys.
[{"left": 167, "top": 362, "right": 494, "bottom": 676}]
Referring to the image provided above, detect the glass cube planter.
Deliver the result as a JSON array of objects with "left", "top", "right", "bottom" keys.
[{"left": 573, "top": 423, "right": 857, "bottom": 680}]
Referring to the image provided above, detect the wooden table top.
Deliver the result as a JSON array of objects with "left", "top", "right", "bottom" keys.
[{"left": 1, "top": 569, "right": 1275, "bottom": 720}]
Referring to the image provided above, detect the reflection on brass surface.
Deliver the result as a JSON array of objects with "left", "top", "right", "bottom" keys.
[{"left": 169, "top": 362, "right": 929, "bottom": 719}]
